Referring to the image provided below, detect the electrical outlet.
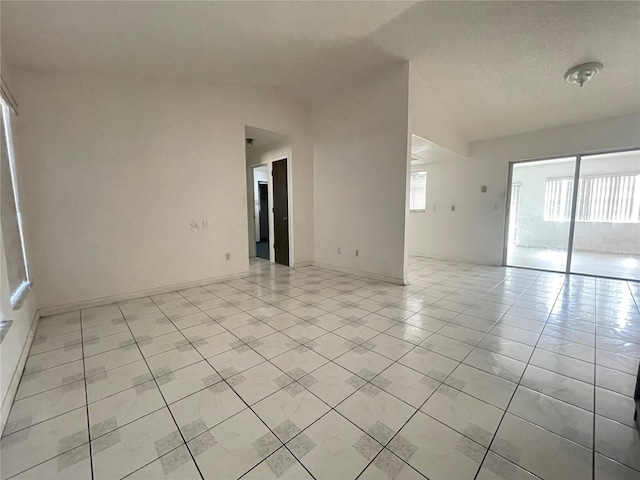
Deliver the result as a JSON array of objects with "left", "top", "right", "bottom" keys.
[
  {"left": 355, "top": 249, "right": 359, "bottom": 257},
  {"left": 225, "top": 252, "right": 231, "bottom": 261},
  {"left": 451, "top": 205, "right": 456, "bottom": 211},
  {"left": 337, "top": 247, "right": 341, "bottom": 254}
]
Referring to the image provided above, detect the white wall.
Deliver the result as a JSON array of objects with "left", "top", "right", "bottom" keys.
[
  {"left": 314, "top": 63, "right": 410, "bottom": 283},
  {"left": 408, "top": 63, "right": 468, "bottom": 157},
  {"left": 407, "top": 113, "right": 640, "bottom": 264},
  {"left": 0, "top": 57, "right": 39, "bottom": 426},
  {"left": 11, "top": 69, "right": 314, "bottom": 309}
]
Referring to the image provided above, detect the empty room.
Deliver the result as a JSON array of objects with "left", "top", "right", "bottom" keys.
[{"left": 1, "top": 1, "right": 639, "bottom": 479}]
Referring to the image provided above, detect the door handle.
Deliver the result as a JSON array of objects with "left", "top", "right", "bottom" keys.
[{"left": 283, "top": 216, "right": 288, "bottom": 220}]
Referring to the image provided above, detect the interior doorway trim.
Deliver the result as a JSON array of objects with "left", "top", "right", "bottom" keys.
[
  {"left": 248, "top": 164, "right": 270, "bottom": 260},
  {"left": 503, "top": 145, "right": 640, "bottom": 281},
  {"left": 246, "top": 153, "right": 294, "bottom": 267}
]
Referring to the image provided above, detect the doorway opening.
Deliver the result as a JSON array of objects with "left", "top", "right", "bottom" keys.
[
  {"left": 257, "top": 181, "right": 269, "bottom": 259},
  {"left": 245, "top": 126, "right": 292, "bottom": 267},
  {"left": 405, "top": 133, "right": 467, "bottom": 282},
  {"left": 252, "top": 166, "right": 270, "bottom": 260},
  {"left": 504, "top": 148, "right": 640, "bottom": 281}
]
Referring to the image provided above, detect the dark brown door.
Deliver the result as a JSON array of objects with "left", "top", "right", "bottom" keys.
[
  {"left": 258, "top": 182, "right": 269, "bottom": 241},
  {"left": 272, "top": 159, "right": 289, "bottom": 266}
]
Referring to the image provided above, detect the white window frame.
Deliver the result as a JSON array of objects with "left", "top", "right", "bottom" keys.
[
  {"left": 1, "top": 98, "right": 32, "bottom": 309},
  {"left": 410, "top": 170, "right": 427, "bottom": 212}
]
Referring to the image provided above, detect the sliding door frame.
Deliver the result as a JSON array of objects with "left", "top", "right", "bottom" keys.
[
  {"left": 503, "top": 146, "right": 640, "bottom": 281},
  {"left": 564, "top": 154, "right": 582, "bottom": 273}
]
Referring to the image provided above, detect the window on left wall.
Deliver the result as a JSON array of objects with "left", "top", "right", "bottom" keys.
[
  {"left": 1, "top": 97, "right": 32, "bottom": 309},
  {"left": 410, "top": 171, "right": 427, "bottom": 211}
]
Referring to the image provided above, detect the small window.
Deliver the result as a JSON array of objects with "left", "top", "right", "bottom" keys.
[
  {"left": 1, "top": 97, "right": 32, "bottom": 309},
  {"left": 410, "top": 171, "right": 427, "bottom": 211}
]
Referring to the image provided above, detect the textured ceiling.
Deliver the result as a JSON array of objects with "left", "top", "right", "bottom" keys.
[
  {"left": 374, "top": 1, "right": 640, "bottom": 141},
  {"left": 245, "top": 126, "right": 288, "bottom": 150},
  {"left": 411, "top": 134, "right": 465, "bottom": 165},
  {"left": 1, "top": 1, "right": 414, "bottom": 102},
  {"left": 2, "top": 1, "right": 639, "bottom": 142}
]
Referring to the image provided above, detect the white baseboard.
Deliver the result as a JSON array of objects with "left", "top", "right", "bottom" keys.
[
  {"left": 409, "top": 251, "right": 501, "bottom": 266},
  {"left": 291, "top": 261, "right": 313, "bottom": 268},
  {"left": 38, "top": 271, "right": 250, "bottom": 317},
  {"left": 311, "top": 262, "right": 407, "bottom": 286},
  {"left": 1, "top": 309, "right": 40, "bottom": 436}
]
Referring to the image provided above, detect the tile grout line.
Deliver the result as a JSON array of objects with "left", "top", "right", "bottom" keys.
[
  {"left": 350, "top": 266, "right": 532, "bottom": 479},
  {"left": 368, "top": 269, "right": 546, "bottom": 479},
  {"left": 328, "top": 263, "right": 632, "bottom": 477},
  {"left": 111, "top": 301, "right": 207, "bottom": 480},
  {"left": 79, "top": 309, "right": 96, "bottom": 480},
  {"left": 78, "top": 290, "right": 602, "bottom": 479},
  {"left": 8, "top": 259, "right": 638, "bottom": 479},
  {"left": 5, "top": 311, "right": 98, "bottom": 480},
  {"left": 484, "top": 275, "right": 625, "bottom": 477},
  {"left": 164, "top": 270, "right": 441, "bottom": 478},
  {"left": 218, "top": 263, "right": 568, "bottom": 478},
  {"left": 352, "top": 267, "right": 539, "bottom": 477},
  {"left": 470, "top": 270, "right": 566, "bottom": 480},
  {"left": 145, "top": 293, "right": 321, "bottom": 480},
  {"left": 8, "top": 265, "right": 418, "bottom": 479}
]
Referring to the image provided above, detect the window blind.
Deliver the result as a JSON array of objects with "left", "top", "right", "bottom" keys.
[
  {"left": 544, "top": 174, "right": 640, "bottom": 223},
  {"left": 1, "top": 99, "right": 31, "bottom": 308}
]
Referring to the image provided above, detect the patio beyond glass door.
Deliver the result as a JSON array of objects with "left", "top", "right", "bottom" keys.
[
  {"left": 570, "top": 151, "right": 640, "bottom": 280},
  {"left": 506, "top": 149, "right": 640, "bottom": 281},
  {"left": 506, "top": 157, "right": 577, "bottom": 272}
]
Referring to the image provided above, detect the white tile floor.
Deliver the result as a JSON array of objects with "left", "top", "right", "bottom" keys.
[
  {"left": 2, "top": 256, "right": 639, "bottom": 480},
  {"left": 507, "top": 246, "right": 640, "bottom": 281}
]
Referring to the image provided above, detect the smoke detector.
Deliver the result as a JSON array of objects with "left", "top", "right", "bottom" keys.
[{"left": 565, "top": 62, "right": 603, "bottom": 87}]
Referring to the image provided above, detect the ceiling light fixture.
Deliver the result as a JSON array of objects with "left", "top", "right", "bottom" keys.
[{"left": 565, "top": 62, "right": 603, "bottom": 87}]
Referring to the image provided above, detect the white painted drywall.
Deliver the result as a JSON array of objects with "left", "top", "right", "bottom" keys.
[
  {"left": 0, "top": 57, "right": 39, "bottom": 423},
  {"left": 313, "top": 63, "right": 410, "bottom": 283},
  {"left": 10, "top": 69, "right": 314, "bottom": 309},
  {"left": 407, "top": 113, "right": 640, "bottom": 264},
  {"left": 408, "top": 63, "right": 469, "bottom": 157}
]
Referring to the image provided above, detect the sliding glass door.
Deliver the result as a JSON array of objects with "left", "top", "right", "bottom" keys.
[
  {"left": 505, "top": 149, "right": 640, "bottom": 281},
  {"left": 506, "top": 157, "right": 577, "bottom": 272},
  {"left": 570, "top": 150, "right": 640, "bottom": 280}
]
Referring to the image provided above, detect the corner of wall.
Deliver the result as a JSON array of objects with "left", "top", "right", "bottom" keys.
[
  {"left": 312, "top": 62, "right": 411, "bottom": 282},
  {"left": 408, "top": 62, "right": 469, "bottom": 157}
]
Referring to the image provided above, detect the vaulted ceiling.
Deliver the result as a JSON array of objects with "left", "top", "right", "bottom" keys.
[{"left": 3, "top": 1, "right": 638, "bottom": 142}]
